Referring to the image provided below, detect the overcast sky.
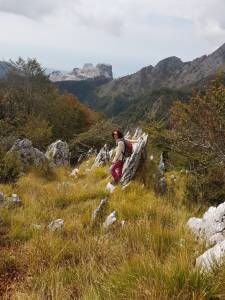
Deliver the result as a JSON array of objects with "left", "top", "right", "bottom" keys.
[{"left": 0, "top": 0, "right": 225, "bottom": 77}]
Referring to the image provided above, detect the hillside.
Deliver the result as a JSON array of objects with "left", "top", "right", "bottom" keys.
[
  {"left": 1, "top": 76, "right": 225, "bottom": 299},
  {"left": 1, "top": 155, "right": 224, "bottom": 299},
  {"left": 55, "top": 43, "right": 225, "bottom": 124}
]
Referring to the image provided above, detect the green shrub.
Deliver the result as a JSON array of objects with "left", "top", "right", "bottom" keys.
[{"left": 0, "top": 149, "right": 21, "bottom": 183}]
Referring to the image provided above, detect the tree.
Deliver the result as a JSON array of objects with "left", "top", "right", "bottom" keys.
[{"left": 170, "top": 78, "right": 225, "bottom": 203}]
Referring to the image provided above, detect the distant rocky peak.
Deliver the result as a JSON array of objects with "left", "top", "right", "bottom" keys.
[{"left": 49, "top": 63, "right": 113, "bottom": 82}]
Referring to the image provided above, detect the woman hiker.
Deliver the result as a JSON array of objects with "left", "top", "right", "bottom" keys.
[{"left": 109, "top": 129, "right": 137, "bottom": 185}]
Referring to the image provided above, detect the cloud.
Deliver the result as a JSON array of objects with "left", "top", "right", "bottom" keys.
[
  {"left": 0, "top": 0, "right": 57, "bottom": 19},
  {"left": 0, "top": 0, "right": 225, "bottom": 40},
  {"left": 0, "top": 0, "right": 224, "bottom": 76}
]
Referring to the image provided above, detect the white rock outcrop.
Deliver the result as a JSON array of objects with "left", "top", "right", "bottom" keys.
[
  {"left": 93, "top": 144, "right": 110, "bottom": 168},
  {"left": 8, "top": 139, "right": 46, "bottom": 170},
  {"left": 106, "top": 182, "right": 116, "bottom": 194},
  {"left": 187, "top": 202, "right": 225, "bottom": 246},
  {"left": 48, "top": 219, "right": 64, "bottom": 231},
  {"left": 46, "top": 140, "right": 70, "bottom": 167},
  {"left": 188, "top": 201, "right": 225, "bottom": 272},
  {"left": 92, "top": 198, "right": 108, "bottom": 221},
  {"left": 120, "top": 132, "right": 148, "bottom": 186},
  {"left": 49, "top": 63, "right": 113, "bottom": 82},
  {"left": 196, "top": 240, "right": 225, "bottom": 272},
  {"left": 103, "top": 211, "right": 117, "bottom": 229}
]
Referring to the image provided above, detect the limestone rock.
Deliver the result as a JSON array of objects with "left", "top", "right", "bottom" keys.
[
  {"left": 92, "top": 198, "right": 108, "bottom": 221},
  {"left": 103, "top": 211, "right": 117, "bottom": 229},
  {"left": 93, "top": 144, "right": 110, "bottom": 168},
  {"left": 8, "top": 139, "right": 46, "bottom": 171},
  {"left": 49, "top": 63, "right": 113, "bottom": 82},
  {"left": 120, "top": 133, "right": 148, "bottom": 186},
  {"left": 46, "top": 140, "right": 70, "bottom": 167},
  {"left": 48, "top": 219, "right": 64, "bottom": 231},
  {"left": 132, "top": 127, "right": 143, "bottom": 139},
  {"left": 187, "top": 202, "right": 225, "bottom": 246},
  {"left": 196, "top": 240, "right": 225, "bottom": 272},
  {"left": 106, "top": 182, "right": 116, "bottom": 194}
]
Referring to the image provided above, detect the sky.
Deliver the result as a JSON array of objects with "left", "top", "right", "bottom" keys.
[{"left": 0, "top": 0, "right": 225, "bottom": 78}]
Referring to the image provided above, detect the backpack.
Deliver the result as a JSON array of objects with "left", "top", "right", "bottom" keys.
[{"left": 123, "top": 139, "right": 133, "bottom": 158}]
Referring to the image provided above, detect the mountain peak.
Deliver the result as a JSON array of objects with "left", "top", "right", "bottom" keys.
[
  {"left": 49, "top": 63, "right": 113, "bottom": 82},
  {"left": 155, "top": 56, "right": 183, "bottom": 72}
]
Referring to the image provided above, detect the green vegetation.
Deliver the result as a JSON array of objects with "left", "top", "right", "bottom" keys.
[
  {"left": 1, "top": 157, "right": 224, "bottom": 299},
  {"left": 0, "top": 58, "right": 98, "bottom": 152},
  {"left": 146, "top": 78, "right": 225, "bottom": 205}
]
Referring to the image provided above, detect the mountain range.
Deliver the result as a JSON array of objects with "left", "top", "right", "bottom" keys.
[
  {"left": 55, "top": 43, "right": 225, "bottom": 125},
  {"left": 0, "top": 43, "right": 225, "bottom": 125}
]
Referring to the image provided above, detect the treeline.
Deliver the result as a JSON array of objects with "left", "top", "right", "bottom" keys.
[{"left": 0, "top": 58, "right": 99, "bottom": 151}]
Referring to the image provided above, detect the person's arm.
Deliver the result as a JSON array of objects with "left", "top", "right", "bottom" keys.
[{"left": 112, "top": 142, "right": 124, "bottom": 163}]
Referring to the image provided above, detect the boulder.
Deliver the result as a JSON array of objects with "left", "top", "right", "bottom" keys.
[
  {"left": 187, "top": 202, "right": 225, "bottom": 246},
  {"left": 92, "top": 198, "right": 108, "bottom": 221},
  {"left": 48, "top": 219, "right": 64, "bottom": 231},
  {"left": 106, "top": 182, "right": 116, "bottom": 193},
  {"left": 46, "top": 140, "right": 70, "bottom": 167},
  {"left": 103, "top": 211, "right": 117, "bottom": 229},
  {"left": 196, "top": 240, "right": 225, "bottom": 272},
  {"left": 8, "top": 139, "right": 46, "bottom": 171}
]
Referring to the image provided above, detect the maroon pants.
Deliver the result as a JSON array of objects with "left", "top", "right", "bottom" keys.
[{"left": 111, "top": 161, "right": 124, "bottom": 183}]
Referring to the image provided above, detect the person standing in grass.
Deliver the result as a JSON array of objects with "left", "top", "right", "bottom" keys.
[
  {"left": 110, "top": 129, "right": 125, "bottom": 184},
  {"left": 110, "top": 129, "right": 135, "bottom": 184}
]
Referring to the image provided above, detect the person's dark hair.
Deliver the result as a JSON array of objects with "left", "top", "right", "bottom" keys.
[{"left": 112, "top": 129, "right": 124, "bottom": 139}]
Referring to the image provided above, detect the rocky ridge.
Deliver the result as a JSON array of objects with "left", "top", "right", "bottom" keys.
[
  {"left": 49, "top": 63, "right": 113, "bottom": 82},
  {"left": 97, "top": 43, "right": 225, "bottom": 100}
]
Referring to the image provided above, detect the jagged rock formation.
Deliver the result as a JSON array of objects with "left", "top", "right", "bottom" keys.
[
  {"left": 188, "top": 201, "right": 225, "bottom": 272},
  {"left": 93, "top": 144, "right": 110, "bottom": 168},
  {"left": 188, "top": 202, "right": 225, "bottom": 246},
  {"left": 196, "top": 240, "right": 225, "bottom": 272},
  {"left": 56, "top": 43, "right": 225, "bottom": 124},
  {"left": 8, "top": 139, "right": 46, "bottom": 171},
  {"left": 92, "top": 198, "right": 108, "bottom": 221},
  {"left": 97, "top": 43, "right": 225, "bottom": 100},
  {"left": 49, "top": 63, "right": 113, "bottom": 82},
  {"left": 103, "top": 211, "right": 117, "bottom": 229},
  {"left": 120, "top": 131, "right": 148, "bottom": 186},
  {"left": 46, "top": 140, "right": 70, "bottom": 167}
]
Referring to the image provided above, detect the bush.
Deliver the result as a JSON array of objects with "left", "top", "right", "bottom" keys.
[
  {"left": 0, "top": 148, "right": 21, "bottom": 183},
  {"left": 169, "top": 77, "right": 225, "bottom": 204},
  {"left": 186, "top": 166, "right": 225, "bottom": 205}
]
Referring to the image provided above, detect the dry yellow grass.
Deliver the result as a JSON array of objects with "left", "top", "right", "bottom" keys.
[{"left": 0, "top": 158, "right": 225, "bottom": 299}]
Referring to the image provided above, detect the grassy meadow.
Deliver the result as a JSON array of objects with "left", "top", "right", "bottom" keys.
[{"left": 0, "top": 157, "right": 225, "bottom": 299}]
